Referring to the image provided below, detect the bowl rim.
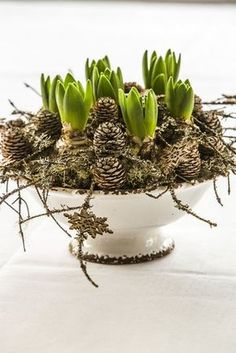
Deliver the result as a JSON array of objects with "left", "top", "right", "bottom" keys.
[{"left": 46, "top": 179, "right": 212, "bottom": 199}]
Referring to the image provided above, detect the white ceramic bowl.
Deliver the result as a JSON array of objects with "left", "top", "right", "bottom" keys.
[{"left": 31, "top": 180, "right": 211, "bottom": 264}]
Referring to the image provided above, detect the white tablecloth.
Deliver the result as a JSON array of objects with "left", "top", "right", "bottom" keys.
[{"left": 0, "top": 2, "right": 236, "bottom": 353}]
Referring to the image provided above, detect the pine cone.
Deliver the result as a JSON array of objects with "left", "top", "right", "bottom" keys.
[
  {"left": 159, "top": 138, "right": 201, "bottom": 180},
  {"left": 195, "top": 110, "right": 222, "bottom": 136},
  {"left": 157, "top": 102, "right": 169, "bottom": 122},
  {"left": 193, "top": 94, "right": 203, "bottom": 116},
  {"left": 93, "top": 157, "right": 126, "bottom": 190},
  {"left": 5, "top": 118, "right": 25, "bottom": 129},
  {"left": 1, "top": 128, "right": 31, "bottom": 161},
  {"left": 158, "top": 144, "right": 180, "bottom": 177},
  {"left": 93, "top": 97, "right": 119, "bottom": 124},
  {"left": 0, "top": 119, "right": 25, "bottom": 140},
  {"left": 124, "top": 82, "right": 144, "bottom": 94},
  {"left": 200, "top": 135, "right": 226, "bottom": 157},
  {"left": 32, "top": 109, "right": 62, "bottom": 140},
  {"left": 93, "top": 122, "right": 126, "bottom": 156},
  {"left": 86, "top": 97, "right": 120, "bottom": 139},
  {"left": 176, "top": 139, "right": 201, "bottom": 180}
]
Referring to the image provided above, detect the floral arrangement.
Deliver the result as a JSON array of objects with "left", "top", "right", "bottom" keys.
[{"left": 0, "top": 49, "right": 235, "bottom": 287}]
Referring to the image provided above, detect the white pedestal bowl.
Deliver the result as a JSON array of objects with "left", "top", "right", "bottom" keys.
[{"left": 39, "top": 181, "right": 211, "bottom": 264}]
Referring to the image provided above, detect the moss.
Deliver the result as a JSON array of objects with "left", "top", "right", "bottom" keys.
[{"left": 125, "top": 159, "right": 161, "bottom": 189}]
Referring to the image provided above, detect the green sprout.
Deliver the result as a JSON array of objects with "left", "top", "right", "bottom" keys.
[
  {"left": 142, "top": 49, "right": 181, "bottom": 95},
  {"left": 85, "top": 55, "right": 123, "bottom": 102},
  {"left": 55, "top": 73, "right": 93, "bottom": 131},
  {"left": 92, "top": 67, "right": 124, "bottom": 102},
  {"left": 165, "top": 77, "right": 194, "bottom": 121},
  {"left": 41, "top": 74, "right": 62, "bottom": 113},
  {"left": 85, "top": 56, "right": 111, "bottom": 81},
  {"left": 118, "top": 87, "right": 158, "bottom": 143}
]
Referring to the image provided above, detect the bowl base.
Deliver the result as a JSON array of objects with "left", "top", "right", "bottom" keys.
[{"left": 69, "top": 237, "right": 175, "bottom": 265}]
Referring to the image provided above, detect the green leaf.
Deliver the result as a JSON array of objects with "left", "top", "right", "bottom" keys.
[
  {"left": 127, "top": 88, "right": 145, "bottom": 140},
  {"left": 49, "top": 75, "right": 61, "bottom": 113},
  {"left": 150, "top": 51, "right": 157, "bottom": 69},
  {"left": 142, "top": 50, "right": 149, "bottom": 88},
  {"left": 165, "top": 50, "right": 172, "bottom": 77},
  {"left": 152, "top": 74, "right": 166, "bottom": 95},
  {"left": 149, "top": 51, "right": 158, "bottom": 87},
  {"left": 175, "top": 82, "right": 188, "bottom": 117},
  {"left": 64, "top": 73, "right": 76, "bottom": 88},
  {"left": 96, "top": 60, "right": 103, "bottom": 73},
  {"left": 181, "top": 86, "right": 194, "bottom": 120},
  {"left": 85, "top": 59, "right": 96, "bottom": 80},
  {"left": 92, "top": 66, "right": 99, "bottom": 100},
  {"left": 55, "top": 81, "right": 65, "bottom": 121},
  {"left": 110, "top": 71, "right": 119, "bottom": 101},
  {"left": 85, "top": 58, "right": 90, "bottom": 81},
  {"left": 165, "top": 77, "right": 175, "bottom": 112},
  {"left": 104, "top": 67, "right": 111, "bottom": 79},
  {"left": 164, "top": 50, "right": 181, "bottom": 82},
  {"left": 40, "top": 74, "right": 49, "bottom": 109},
  {"left": 118, "top": 89, "right": 132, "bottom": 134},
  {"left": 151, "top": 56, "right": 166, "bottom": 87},
  {"left": 84, "top": 79, "right": 94, "bottom": 114},
  {"left": 184, "top": 79, "right": 191, "bottom": 87},
  {"left": 76, "top": 80, "right": 85, "bottom": 97},
  {"left": 97, "top": 74, "right": 116, "bottom": 101},
  {"left": 104, "top": 55, "right": 111, "bottom": 69},
  {"left": 116, "top": 67, "right": 124, "bottom": 89},
  {"left": 131, "top": 86, "right": 142, "bottom": 101},
  {"left": 144, "top": 90, "right": 158, "bottom": 138},
  {"left": 97, "top": 56, "right": 111, "bottom": 73},
  {"left": 165, "top": 49, "right": 172, "bottom": 61},
  {"left": 171, "top": 52, "right": 176, "bottom": 76},
  {"left": 46, "top": 76, "right": 51, "bottom": 96},
  {"left": 174, "top": 54, "right": 181, "bottom": 82},
  {"left": 165, "top": 78, "right": 194, "bottom": 120},
  {"left": 63, "top": 83, "right": 85, "bottom": 131}
]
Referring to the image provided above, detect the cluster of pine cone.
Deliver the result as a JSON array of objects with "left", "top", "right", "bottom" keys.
[
  {"left": 156, "top": 95, "right": 224, "bottom": 181},
  {"left": 0, "top": 110, "right": 62, "bottom": 162},
  {"left": 158, "top": 137, "right": 201, "bottom": 180},
  {"left": 193, "top": 96, "right": 225, "bottom": 157},
  {"left": 0, "top": 87, "right": 225, "bottom": 189},
  {"left": 90, "top": 97, "right": 127, "bottom": 190},
  {"left": 73, "top": 90, "right": 224, "bottom": 188}
]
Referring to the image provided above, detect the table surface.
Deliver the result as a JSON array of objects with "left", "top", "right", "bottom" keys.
[{"left": 0, "top": 2, "right": 236, "bottom": 353}]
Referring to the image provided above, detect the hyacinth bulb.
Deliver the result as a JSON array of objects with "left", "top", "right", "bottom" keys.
[
  {"left": 92, "top": 67, "right": 124, "bottom": 102},
  {"left": 85, "top": 55, "right": 111, "bottom": 81},
  {"left": 119, "top": 87, "right": 158, "bottom": 143},
  {"left": 142, "top": 49, "right": 181, "bottom": 95},
  {"left": 40, "top": 73, "right": 62, "bottom": 113},
  {"left": 55, "top": 75, "right": 93, "bottom": 132},
  {"left": 165, "top": 77, "right": 194, "bottom": 121}
]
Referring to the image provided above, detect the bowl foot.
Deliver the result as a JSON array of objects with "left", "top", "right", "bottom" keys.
[{"left": 69, "top": 229, "right": 175, "bottom": 265}]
